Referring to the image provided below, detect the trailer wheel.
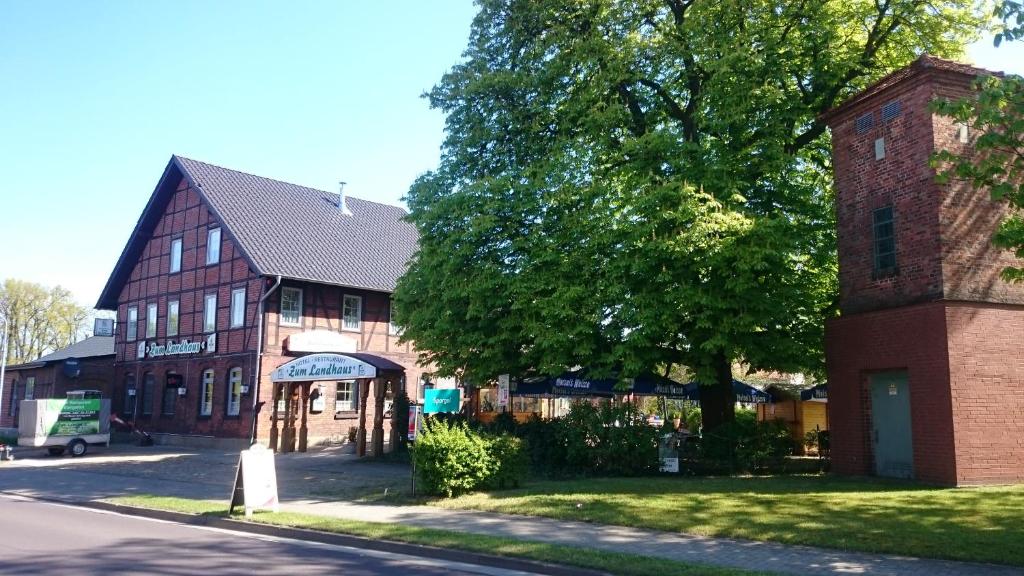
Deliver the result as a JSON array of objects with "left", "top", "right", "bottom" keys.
[
  {"left": 48, "top": 446, "right": 65, "bottom": 456},
  {"left": 68, "top": 439, "right": 88, "bottom": 457}
]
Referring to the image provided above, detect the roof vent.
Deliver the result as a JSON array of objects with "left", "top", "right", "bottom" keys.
[
  {"left": 338, "top": 181, "right": 352, "bottom": 216},
  {"left": 881, "top": 100, "right": 902, "bottom": 122},
  {"left": 855, "top": 113, "right": 874, "bottom": 134}
]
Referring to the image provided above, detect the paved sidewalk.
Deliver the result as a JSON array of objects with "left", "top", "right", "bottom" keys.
[{"left": 1, "top": 444, "right": 1021, "bottom": 576}]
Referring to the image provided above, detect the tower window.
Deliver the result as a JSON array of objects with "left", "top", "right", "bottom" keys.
[{"left": 873, "top": 206, "right": 897, "bottom": 274}]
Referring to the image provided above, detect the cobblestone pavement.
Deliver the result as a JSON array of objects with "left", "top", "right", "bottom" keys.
[{"left": 1, "top": 443, "right": 1021, "bottom": 576}]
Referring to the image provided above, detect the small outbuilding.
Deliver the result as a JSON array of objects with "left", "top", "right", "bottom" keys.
[{"left": 1, "top": 336, "right": 115, "bottom": 427}]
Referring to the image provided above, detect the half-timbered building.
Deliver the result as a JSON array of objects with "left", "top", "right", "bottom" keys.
[{"left": 96, "top": 155, "right": 425, "bottom": 451}]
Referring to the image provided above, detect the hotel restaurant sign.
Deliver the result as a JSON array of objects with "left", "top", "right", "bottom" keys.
[
  {"left": 138, "top": 334, "right": 217, "bottom": 359},
  {"left": 271, "top": 353, "right": 377, "bottom": 383}
]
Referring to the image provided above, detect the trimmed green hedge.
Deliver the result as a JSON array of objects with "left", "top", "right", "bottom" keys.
[{"left": 411, "top": 418, "right": 528, "bottom": 497}]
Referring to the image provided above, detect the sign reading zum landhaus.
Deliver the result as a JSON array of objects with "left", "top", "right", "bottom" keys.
[
  {"left": 271, "top": 353, "right": 377, "bottom": 383},
  {"left": 140, "top": 334, "right": 217, "bottom": 359}
]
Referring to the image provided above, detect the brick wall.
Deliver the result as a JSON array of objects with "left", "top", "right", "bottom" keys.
[
  {"left": 254, "top": 281, "right": 428, "bottom": 446},
  {"left": 108, "top": 178, "right": 430, "bottom": 447},
  {"left": 945, "top": 303, "right": 1024, "bottom": 484},
  {"left": 825, "top": 302, "right": 957, "bottom": 484},
  {"left": 829, "top": 65, "right": 1024, "bottom": 314},
  {"left": 1, "top": 356, "right": 115, "bottom": 428},
  {"left": 829, "top": 77, "right": 945, "bottom": 315},
  {"left": 111, "top": 178, "right": 262, "bottom": 438},
  {"left": 934, "top": 83, "right": 1024, "bottom": 305}
]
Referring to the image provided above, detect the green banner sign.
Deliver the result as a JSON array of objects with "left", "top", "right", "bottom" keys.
[{"left": 45, "top": 399, "right": 101, "bottom": 436}]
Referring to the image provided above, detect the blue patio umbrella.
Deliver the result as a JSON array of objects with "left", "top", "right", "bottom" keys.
[
  {"left": 679, "top": 379, "right": 771, "bottom": 404},
  {"left": 800, "top": 383, "right": 828, "bottom": 402}
]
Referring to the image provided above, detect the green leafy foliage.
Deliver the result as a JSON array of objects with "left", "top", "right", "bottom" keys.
[
  {"left": 485, "top": 434, "right": 529, "bottom": 489},
  {"left": 493, "top": 400, "right": 659, "bottom": 477},
  {"left": 933, "top": 74, "right": 1024, "bottom": 281},
  {"left": 698, "top": 410, "right": 797, "bottom": 472},
  {"left": 392, "top": 386, "right": 411, "bottom": 452},
  {"left": 411, "top": 418, "right": 529, "bottom": 497},
  {"left": 995, "top": 1, "right": 1024, "bottom": 45},
  {"left": 1, "top": 278, "right": 91, "bottom": 365},
  {"left": 394, "top": 0, "right": 988, "bottom": 431}
]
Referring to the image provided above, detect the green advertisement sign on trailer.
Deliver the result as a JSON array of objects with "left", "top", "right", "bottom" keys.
[{"left": 46, "top": 399, "right": 102, "bottom": 436}]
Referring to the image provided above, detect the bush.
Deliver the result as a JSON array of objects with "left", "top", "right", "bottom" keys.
[
  {"left": 485, "top": 434, "right": 529, "bottom": 489},
  {"left": 411, "top": 417, "right": 529, "bottom": 497},
  {"left": 412, "top": 418, "right": 493, "bottom": 497},
  {"left": 699, "top": 410, "right": 797, "bottom": 472},
  {"left": 517, "top": 414, "right": 570, "bottom": 474},
  {"left": 485, "top": 410, "right": 518, "bottom": 435},
  {"left": 516, "top": 400, "right": 658, "bottom": 477}
]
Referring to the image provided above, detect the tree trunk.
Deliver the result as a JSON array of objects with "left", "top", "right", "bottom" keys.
[{"left": 700, "top": 352, "right": 735, "bottom": 431}]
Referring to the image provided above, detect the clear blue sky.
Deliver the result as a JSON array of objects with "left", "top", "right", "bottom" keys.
[{"left": 1, "top": 2, "right": 1022, "bottom": 310}]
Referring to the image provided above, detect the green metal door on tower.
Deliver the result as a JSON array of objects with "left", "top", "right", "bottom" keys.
[{"left": 870, "top": 371, "right": 914, "bottom": 479}]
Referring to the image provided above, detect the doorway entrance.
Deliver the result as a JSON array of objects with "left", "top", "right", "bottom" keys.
[
  {"left": 266, "top": 352, "right": 404, "bottom": 456},
  {"left": 870, "top": 371, "right": 914, "bottom": 479}
]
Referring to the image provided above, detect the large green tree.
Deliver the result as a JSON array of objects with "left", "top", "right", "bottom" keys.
[
  {"left": 395, "top": 0, "right": 988, "bottom": 430},
  {"left": 934, "top": 73, "right": 1024, "bottom": 281},
  {"left": 0, "top": 279, "right": 90, "bottom": 365}
]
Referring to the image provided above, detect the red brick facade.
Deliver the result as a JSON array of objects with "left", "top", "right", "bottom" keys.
[
  {"left": 108, "top": 175, "right": 427, "bottom": 449},
  {"left": 825, "top": 58, "right": 1024, "bottom": 485}
]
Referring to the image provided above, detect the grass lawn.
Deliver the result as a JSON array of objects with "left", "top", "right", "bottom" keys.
[
  {"left": 429, "top": 475, "right": 1024, "bottom": 566},
  {"left": 106, "top": 495, "right": 758, "bottom": 576}
]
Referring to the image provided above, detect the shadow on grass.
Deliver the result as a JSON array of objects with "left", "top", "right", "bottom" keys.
[{"left": 432, "top": 474, "right": 1024, "bottom": 566}]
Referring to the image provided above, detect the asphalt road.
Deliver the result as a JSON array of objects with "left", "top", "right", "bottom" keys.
[{"left": 0, "top": 495, "right": 542, "bottom": 576}]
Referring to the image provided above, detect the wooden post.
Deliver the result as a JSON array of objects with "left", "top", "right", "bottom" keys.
[
  {"left": 269, "top": 383, "right": 280, "bottom": 452},
  {"left": 281, "top": 383, "right": 294, "bottom": 453},
  {"left": 371, "top": 378, "right": 387, "bottom": 457},
  {"left": 298, "top": 383, "right": 309, "bottom": 453},
  {"left": 356, "top": 378, "right": 371, "bottom": 457}
]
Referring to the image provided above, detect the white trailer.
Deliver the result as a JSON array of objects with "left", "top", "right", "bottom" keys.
[{"left": 18, "top": 397, "right": 111, "bottom": 457}]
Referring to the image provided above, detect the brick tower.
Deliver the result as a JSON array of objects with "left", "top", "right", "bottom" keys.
[{"left": 823, "top": 56, "right": 1024, "bottom": 485}]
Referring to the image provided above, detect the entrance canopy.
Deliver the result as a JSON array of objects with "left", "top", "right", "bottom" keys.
[{"left": 270, "top": 352, "right": 405, "bottom": 383}]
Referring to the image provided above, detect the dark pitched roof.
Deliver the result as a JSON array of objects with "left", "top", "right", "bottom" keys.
[
  {"left": 97, "top": 156, "right": 419, "bottom": 309},
  {"left": 6, "top": 336, "right": 114, "bottom": 371}
]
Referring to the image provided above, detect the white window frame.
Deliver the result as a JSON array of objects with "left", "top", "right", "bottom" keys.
[
  {"left": 126, "top": 306, "right": 138, "bottom": 342},
  {"left": 227, "top": 367, "right": 242, "bottom": 416},
  {"left": 342, "top": 294, "right": 362, "bottom": 332},
  {"left": 167, "top": 300, "right": 179, "bottom": 337},
  {"left": 206, "top": 227, "right": 221, "bottom": 265},
  {"left": 24, "top": 376, "right": 35, "bottom": 401},
  {"left": 230, "top": 288, "right": 246, "bottom": 328},
  {"left": 335, "top": 381, "right": 357, "bottom": 413},
  {"left": 199, "top": 369, "right": 214, "bottom": 417},
  {"left": 280, "top": 287, "right": 302, "bottom": 327},
  {"left": 204, "top": 293, "right": 217, "bottom": 333},
  {"left": 388, "top": 298, "right": 401, "bottom": 336},
  {"left": 170, "top": 238, "right": 182, "bottom": 273},
  {"left": 146, "top": 303, "right": 158, "bottom": 338}
]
